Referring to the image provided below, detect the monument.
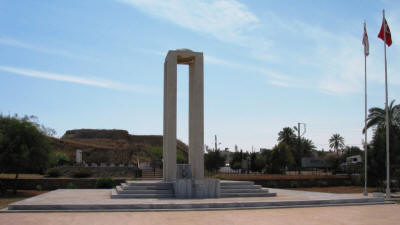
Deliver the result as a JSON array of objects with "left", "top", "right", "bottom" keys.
[
  {"left": 163, "top": 49, "right": 219, "bottom": 198},
  {"left": 112, "top": 49, "right": 272, "bottom": 199},
  {"left": 163, "top": 49, "right": 204, "bottom": 181},
  {"left": 75, "top": 149, "right": 82, "bottom": 164}
]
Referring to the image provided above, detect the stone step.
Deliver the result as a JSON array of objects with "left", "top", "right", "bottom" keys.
[
  {"left": 220, "top": 181, "right": 254, "bottom": 186},
  {"left": 121, "top": 183, "right": 171, "bottom": 190},
  {"left": 116, "top": 186, "right": 173, "bottom": 194},
  {"left": 221, "top": 188, "right": 269, "bottom": 193},
  {"left": 125, "top": 181, "right": 173, "bottom": 186},
  {"left": 136, "top": 178, "right": 164, "bottom": 181},
  {"left": 111, "top": 190, "right": 173, "bottom": 199},
  {"left": 10, "top": 189, "right": 385, "bottom": 210},
  {"left": 220, "top": 192, "right": 277, "bottom": 198},
  {"left": 221, "top": 185, "right": 262, "bottom": 189}
]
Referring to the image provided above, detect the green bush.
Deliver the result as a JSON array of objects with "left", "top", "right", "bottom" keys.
[
  {"left": 289, "top": 181, "right": 299, "bottom": 188},
  {"left": 266, "top": 181, "right": 277, "bottom": 188},
  {"left": 214, "top": 176, "right": 226, "bottom": 180},
  {"left": 66, "top": 182, "right": 77, "bottom": 189},
  {"left": 95, "top": 177, "right": 113, "bottom": 189},
  {"left": 47, "top": 168, "right": 62, "bottom": 177},
  {"left": 317, "top": 180, "right": 328, "bottom": 187},
  {"left": 49, "top": 151, "right": 70, "bottom": 167},
  {"left": 36, "top": 185, "right": 42, "bottom": 191},
  {"left": 72, "top": 168, "right": 92, "bottom": 178}
]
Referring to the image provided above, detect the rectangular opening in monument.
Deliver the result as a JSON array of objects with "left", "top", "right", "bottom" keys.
[{"left": 176, "top": 65, "right": 189, "bottom": 164}]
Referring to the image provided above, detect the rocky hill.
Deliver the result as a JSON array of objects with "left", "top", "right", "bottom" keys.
[{"left": 50, "top": 129, "right": 188, "bottom": 165}]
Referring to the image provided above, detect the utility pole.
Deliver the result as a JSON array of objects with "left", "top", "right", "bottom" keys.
[
  {"left": 215, "top": 135, "right": 218, "bottom": 151},
  {"left": 295, "top": 123, "right": 306, "bottom": 174}
]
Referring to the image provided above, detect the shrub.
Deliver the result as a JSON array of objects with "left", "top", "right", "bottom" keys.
[
  {"left": 214, "top": 176, "right": 226, "bottom": 180},
  {"left": 317, "top": 180, "right": 328, "bottom": 187},
  {"left": 95, "top": 177, "right": 113, "bottom": 189},
  {"left": 36, "top": 185, "right": 42, "bottom": 191},
  {"left": 66, "top": 183, "right": 77, "bottom": 189},
  {"left": 266, "top": 181, "right": 277, "bottom": 188},
  {"left": 72, "top": 168, "right": 92, "bottom": 178},
  {"left": 47, "top": 168, "right": 62, "bottom": 177},
  {"left": 289, "top": 181, "right": 299, "bottom": 188}
]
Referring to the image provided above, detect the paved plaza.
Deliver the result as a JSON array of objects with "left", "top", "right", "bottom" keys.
[
  {"left": 3, "top": 188, "right": 385, "bottom": 211},
  {"left": 0, "top": 204, "right": 399, "bottom": 225}
]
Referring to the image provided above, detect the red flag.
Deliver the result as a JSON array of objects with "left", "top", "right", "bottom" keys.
[
  {"left": 363, "top": 23, "right": 369, "bottom": 56},
  {"left": 378, "top": 18, "right": 392, "bottom": 46}
]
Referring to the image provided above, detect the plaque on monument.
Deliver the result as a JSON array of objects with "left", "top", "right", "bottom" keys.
[{"left": 176, "top": 164, "right": 192, "bottom": 179}]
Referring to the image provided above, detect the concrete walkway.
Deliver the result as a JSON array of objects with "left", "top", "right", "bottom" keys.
[
  {"left": 1, "top": 204, "right": 399, "bottom": 225},
  {"left": 6, "top": 188, "right": 384, "bottom": 211}
]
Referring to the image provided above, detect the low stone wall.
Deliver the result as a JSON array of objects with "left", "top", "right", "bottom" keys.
[
  {"left": 0, "top": 178, "right": 126, "bottom": 190},
  {"left": 57, "top": 166, "right": 140, "bottom": 178},
  {"left": 254, "top": 178, "right": 352, "bottom": 188},
  {"left": 213, "top": 174, "right": 352, "bottom": 188}
]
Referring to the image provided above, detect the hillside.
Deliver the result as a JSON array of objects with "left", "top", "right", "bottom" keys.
[{"left": 49, "top": 129, "right": 188, "bottom": 165}]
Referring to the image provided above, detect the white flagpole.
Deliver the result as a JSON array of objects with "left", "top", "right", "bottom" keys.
[
  {"left": 383, "top": 9, "right": 391, "bottom": 200},
  {"left": 363, "top": 21, "right": 368, "bottom": 196}
]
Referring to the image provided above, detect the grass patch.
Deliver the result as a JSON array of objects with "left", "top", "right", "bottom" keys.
[{"left": 0, "top": 173, "right": 45, "bottom": 179}]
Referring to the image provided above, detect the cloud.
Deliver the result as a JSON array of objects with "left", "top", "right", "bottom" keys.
[
  {"left": 0, "top": 37, "right": 92, "bottom": 61},
  {"left": 117, "top": 0, "right": 259, "bottom": 44},
  {"left": 205, "top": 55, "right": 295, "bottom": 87},
  {"left": 0, "top": 65, "right": 154, "bottom": 94}
]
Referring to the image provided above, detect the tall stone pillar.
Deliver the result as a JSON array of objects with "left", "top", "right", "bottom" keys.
[
  {"left": 189, "top": 54, "right": 204, "bottom": 179},
  {"left": 163, "top": 52, "right": 177, "bottom": 181},
  {"left": 163, "top": 49, "right": 204, "bottom": 181}
]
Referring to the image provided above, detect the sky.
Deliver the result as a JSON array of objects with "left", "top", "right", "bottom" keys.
[{"left": 1, "top": 0, "right": 400, "bottom": 152}]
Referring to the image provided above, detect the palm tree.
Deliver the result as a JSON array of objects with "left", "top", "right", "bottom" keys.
[
  {"left": 278, "top": 127, "right": 296, "bottom": 145},
  {"left": 363, "top": 100, "right": 400, "bottom": 133},
  {"left": 329, "top": 134, "right": 345, "bottom": 156}
]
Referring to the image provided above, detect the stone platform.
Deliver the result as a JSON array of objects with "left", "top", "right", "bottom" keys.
[
  {"left": 112, "top": 180, "right": 275, "bottom": 199},
  {"left": 4, "top": 188, "right": 386, "bottom": 212}
]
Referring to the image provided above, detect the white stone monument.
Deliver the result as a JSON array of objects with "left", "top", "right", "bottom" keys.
[
  {"left": 163, "top": 49, "right": 218, "bottom": 198},
  {"left": 163, "top": 49, "right": 204, "bottom": 181},
  {"left": 75, "top": 149, "right": 82, "bottom": 164}
]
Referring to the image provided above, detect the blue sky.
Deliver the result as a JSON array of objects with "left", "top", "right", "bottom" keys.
[{"left": 1, "top": 0, "right": 399, "bottom": 151}]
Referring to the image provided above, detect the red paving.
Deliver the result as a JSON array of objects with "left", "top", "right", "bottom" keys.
[{"left": 1, "top": 204, "right": 400, "bottom": 225}]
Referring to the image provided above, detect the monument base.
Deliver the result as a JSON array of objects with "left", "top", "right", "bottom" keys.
[{"left": 173, "top": 179, "right": 220, "bottom": 199}]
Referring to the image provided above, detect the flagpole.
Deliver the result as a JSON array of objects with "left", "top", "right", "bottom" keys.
[
  {"left": 363, "top": 21, "right": 368, "bottom": 196},
  {"left": 383, "top": 9, "right": 391, "bottom": 200}
]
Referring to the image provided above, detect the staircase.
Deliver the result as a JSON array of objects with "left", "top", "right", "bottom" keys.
[
  {"left": 220, "top": 181, "right": 276, "bottom": 197},
  {"left": 141, "top": 167, "right": 162, "bottom": 180},
  {"left": 111, "top": 180, "right": 173, "bottom": 199},
  {"left": 112, "top": 180, "right": 276, "bottom": 199}
]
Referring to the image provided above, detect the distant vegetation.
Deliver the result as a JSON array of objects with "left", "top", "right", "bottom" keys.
[{"left": 0, "top": 115, "right": 52, "bottom": 194}]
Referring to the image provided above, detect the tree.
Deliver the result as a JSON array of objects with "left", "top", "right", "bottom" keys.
[
  {"left": 269, "top": 142, "right": 295, "bottom": 173},
  {"left": 277, "top": 127, "right": 315, "bottom": 172},
  {"left": 0, "top": 115, "right": 52, "bottom": 194},
  {"left": 204, "top": 149, "right": 226, "bottom": 173},
  {"left": 48, "top": 151, "right": 70, "bottom": 168},
  {"left": 363, "top": 100, "right": 400, "bottom": 132},
  {"left": 362, "top": 100, "right": 400, "bottom": 187},
  {"left": 329, "top": 134, "right": 345, "bottom": 156},
  {"left": 278, "top": 127, "right": 296, "bottom": 146},
  {"left": 292, "top": 138, "right": 315, "bottom": 173},
  {"left": 229, "top": 150, "right": 249, "bottom": 171}
]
